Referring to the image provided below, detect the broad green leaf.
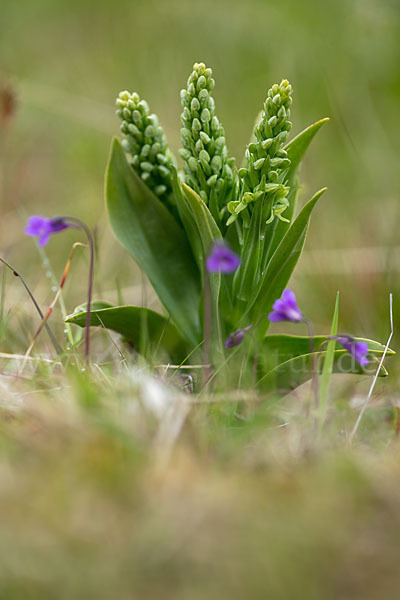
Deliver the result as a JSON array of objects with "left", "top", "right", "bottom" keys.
[
  {"left": 181, "top": 183, "right": 224, "bottom": 358},
  {"left": 181, "top": 183, "right": 222, "bottom": 267},
  {"left": 106, "top": 138, "right": 201, "bottom": 346},
  {"left": 318, "top": 292, "right": 340, "bottom": 433},
  {"left": 65, "top": 304, "right": 188, "bottom": 361},
  {"left": 170, "top": 167, "right": 204, "bottom": 271},
  {"left": 244, "top": 187, "right": 327, "bottom": 335},
  {"left": 257, "top": 334, "right": 395, "bottom": 392},
  {"left": 262, "top": 118, "right": 329, "bottom": 268}
]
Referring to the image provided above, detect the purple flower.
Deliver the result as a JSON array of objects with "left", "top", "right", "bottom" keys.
[
  {"left": 225, "top": 325, "right": 252, "bottom": 349},
  {"left": 25, "top": 216, "right": 69, "bottom": 246},
  {"left": 268, "top": 289, "right": 303, "bottom": 323},
  {"left": 206, "top": 241, "right": 240, "bottom": 274},
  {"left": 335, "top": 336, "right": 369, "bottom": 368}
]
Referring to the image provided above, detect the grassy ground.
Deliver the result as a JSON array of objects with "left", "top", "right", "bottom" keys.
[
  {"left": 1, "top": 0, "right": 400, "bottom": 597},
  {"left": 0, "top": 359, "right": 399, "bottom": 599}
]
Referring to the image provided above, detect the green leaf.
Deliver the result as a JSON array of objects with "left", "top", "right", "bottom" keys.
[
  {"left": 181, "top": 183, "right": 222, "bottom": 267},
  {"left": 232, "top": 199, "right": 263, "bottom": 307},
  {"left": 244, "top": 187, "right": 327, "bottom": 335},
  {"left": 318, "top": 292, "right": 340, "bottom": 433},
  {"left": 65, "top": 304, "right": 188, "bottom": 361},
  {"left": 261, "top": 118, "right": 329, "bottom": 268},
  {"left": 257, "top": 334, "right": 395, "bottom": 392},
  {"left": 181, "top": 183, "right": 224, "bottom": 358},
  {"left": 170, "top": 167, "right": 204, "bottom": 271},
  {"left": 106, "top": 138, "right": 201, "bottom": 346}
]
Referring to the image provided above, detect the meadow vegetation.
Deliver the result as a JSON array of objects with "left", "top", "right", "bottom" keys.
[{"left": 1, "top": 0, "right": 400, "bottom": 597}]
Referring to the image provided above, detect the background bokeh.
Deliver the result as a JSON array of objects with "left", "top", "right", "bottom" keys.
[{"left": 1, "top": 0, "right": 399, "bottom": 361}]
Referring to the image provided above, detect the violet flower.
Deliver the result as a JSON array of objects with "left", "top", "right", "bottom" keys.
[
  {"left": 25, "top": 216, "right": 69, "bottom": 246},
  {"left": 268, "top": 289, "right": 303, "bottom": 323},
  {"left": 335, "top": 336, "right": 369, "bottom": 368},
  {"left": 225, "top": 325, "right": 252, "bottom": 349},
  {"left": 206, "top": 241, "right": 240, "bottom": 274}
]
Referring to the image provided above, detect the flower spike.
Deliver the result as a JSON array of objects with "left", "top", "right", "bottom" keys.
[
  {"left": 228, "top": 79, "right": 292, "bottom": 226},
  {"left": 116, "top": 90, "right": 176, "bottom": 211},
  {"left": 180, "top": 62, "right": 235, "bottom": 220}
]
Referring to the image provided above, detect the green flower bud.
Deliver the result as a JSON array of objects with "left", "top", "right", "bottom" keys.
[
  {"left": 154, "top": 184, "right": 167, "bottom": 195},
  {"left": 158, "top": 165, "right": 171, "bottom": 178},
  {"left": 157, "top": 153, "right": 169, "bottom": 165},
  {"left": 211, "top": 155, "right": 222, "bottom": 173},
  {"left": 199, "top": 157, "right": 212, "bottom": 176},
  {"left": 140, "top": 144, "right": 150, "bottom": 158},
  {"left": 199, "top": 149, "right": 210, "bottom": 163},
  {"left": 207, "top": 174, "right": 218, "bottom": 187},
  {"left": 191, "top": 97, "right": 200, "bottom": 113},
  {"left": 140, "top": 161, "right": 153, "bottom": 172},
  {"left": 254, "top": 158, "right": 266, "bottom": 170},
  {"left": 192, "top": 118, "right": 201, "bottom": 132},
  {"left": 188, "top": 157, "right": 198, "bottom": 172},
  {"left": 268, "top": 116, "right": 278, "bottom": 128},
  {"left": 201, "top": 108, "right": 210, "bottom": 123},
  {"left": 179, "top": 148, "right": 191, "bottom": 161}
]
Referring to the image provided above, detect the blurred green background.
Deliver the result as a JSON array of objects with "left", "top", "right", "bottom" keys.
[{"left": 1, "top": 0, "right": 399, "bottom": 355}]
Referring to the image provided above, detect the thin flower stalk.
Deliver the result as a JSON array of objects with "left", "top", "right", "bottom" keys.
[{"left": 25, "top": 215, "right": 95, "bottom": 362}]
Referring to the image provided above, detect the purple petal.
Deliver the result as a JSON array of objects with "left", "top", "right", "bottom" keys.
[
  {"left": 268, "top": 311, "right": 285, "bottom": 322},
  {"left": 336, "top": 336, "right": 369, "bottom": 367},
  {"left": 49, "top": 217, "right": 69, "bottom": 233},
  {"left": 25, "top": 216, "right": 50, "bottom": 237},
  {"left": 38, "top": 232, "right": 51, "bottom": 246},
  {"left": 281, "top": 289, "right": 297, "bottom": 308},
  {"left": 272, "top": 298, "right": 286, "bottom": 312},
  {"left": 268, "top": 289, "right": 303, "bottom": 323},
  {"left": 206, "top": 242, "right": 240, "bottom": 274},
  {"left": 225, "top": 325, "right": 252, "bottom": 349},
  {"left": 225, "top": 329, "right": 245, "bottom": 348},
  {"left": 25, "top": 215, "right": 69, "bottom": 246}
]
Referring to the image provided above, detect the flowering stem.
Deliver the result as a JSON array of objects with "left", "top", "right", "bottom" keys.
[
  {"left": 303, "top": 318, "right": 319, "bottom": 411},
  {"left": 202, "top": 271, "right": 212, "bottom": 387},
  {"left": 0, "top": 257, "right": 62, "bottom": 355},
  {"left": 37, "top": 245, "right": 74, "bottom": 347},
  {"left": 62, "top": 217, "right": 95, "bottom": 362},
  {"left": 25, "top": 242, "right": 86, "bottom": 359}
]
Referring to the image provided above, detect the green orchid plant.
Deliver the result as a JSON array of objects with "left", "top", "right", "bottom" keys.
[{"left": 65, "top": 62, "right": 393, "bottom": 389}]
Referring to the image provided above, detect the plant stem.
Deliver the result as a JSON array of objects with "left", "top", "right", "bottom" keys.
[
  {"left": 0, "top": 257, "right": 62, "bottom": 355},
  {"left": 304, "top": 318, "right": 319, "bottom": 411},
  {"left": 202, "top": 271, "right": 212, "bottom": 387},
  {"left": 62, "top": 217, "right": 95, "bottom": 362}
]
